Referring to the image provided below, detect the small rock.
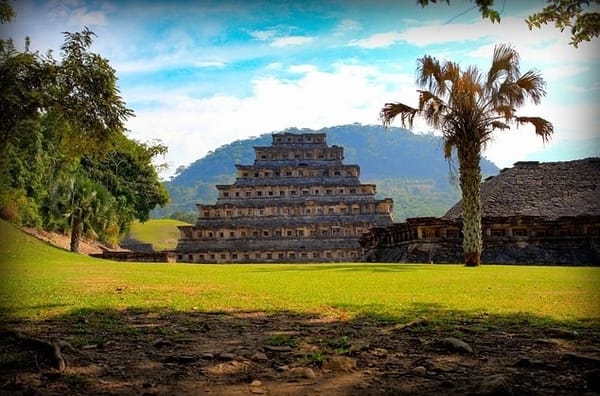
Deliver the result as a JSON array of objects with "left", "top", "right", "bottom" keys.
[
  {"left": 564, "top": 352, "right": 600, "bottom": 365},
  {"left": 289, "top": 367, "right": 316, "bottom": 379},
  {"left": 441, "top": 380, "right": 455, "bottom": 388},
  {"left": 412, "top": 366, "right": 427, "bottom": 376},
  {"left": 264, "top": 345, "right": 292, "bottom": 352},
  {"left": 218, "top": 352, "right": 236, "bottom": 361},
  {"left": 477, "top": 374, "right": 513, "bottom": 396},
  {"left": 250, "top": 380, "right": 263, "bottom": 387},
  {"left": 152, "top": 338, "right": 174, "bottom": 348},
  {"left": 355, "top": 382, "right": 370, "bottom": 389},
  {"left": 547, "top": 327, "right": 578, "bottom": 339},
  {"left": 303, "top": 367, "right": 316, "bottom": 379},
  {"left": 164, "top": 354, "right": 196, "bottom": 364},
  {"left": 436, "top": 337, "right": 473, "bottom": 354},
  {"left": 372, "top": 348, "right": 388, "bottom": 357},
  {"left": 251, "top": 352, "right": 268, "bottom": 362},
  {"left": 201, "top": 352, "right": 214, "bottom": 359},
  {"left": 276, "top": 365, "right": 289, "bottom": 372},
  {"left": 323, "top": 356, "right": 357, "bottom": 373},
  {"left": 534, "top": 338, "right": 560, "bottom": 346}
]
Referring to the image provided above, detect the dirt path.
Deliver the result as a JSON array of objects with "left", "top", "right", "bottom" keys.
[{"left": 1, "top": 309, "right": 599, "bottom": 395}]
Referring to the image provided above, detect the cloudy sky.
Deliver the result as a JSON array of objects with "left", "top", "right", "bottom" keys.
[{"left": 3, "top": 0, "right": 599, "bottom": 178}]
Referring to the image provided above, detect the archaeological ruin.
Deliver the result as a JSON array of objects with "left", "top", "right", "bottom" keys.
[
  {"left": 176, "top": 132, "right": 394, "bottom": 263},
  {"left": 360, "top": 158, "right": 600, "bottom": 265}
]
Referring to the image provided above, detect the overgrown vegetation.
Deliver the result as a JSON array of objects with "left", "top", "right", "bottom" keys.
[{"left": 0, "top": 8, "right": 168, "bottom": 250}]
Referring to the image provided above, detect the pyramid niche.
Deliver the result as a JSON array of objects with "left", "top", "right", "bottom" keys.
[{"left": 176, "top": 132, "right": 394, "bottom": 263}]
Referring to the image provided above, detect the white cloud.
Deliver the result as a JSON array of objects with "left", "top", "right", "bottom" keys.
[
  {"left": 248, "top": 28, "right": 278, "bottom": 41},
  {"left": 349, "top": 32, "right": 404, "bottom": 49},
  {"left": 68, "top": 7, "right": 107, "bottom": 26},
  {"left": 334, "top": 19, "right": 361, "bottom": 35},
  {"left": 126, "top": 62, "right": 417, "bottom": 178},
  {"left": 271, "top": 36, "right": 313, "bottom": 47}
]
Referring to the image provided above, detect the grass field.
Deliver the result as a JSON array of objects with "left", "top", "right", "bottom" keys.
[
  {"left": 126, "top": 218, "right": 190, "bottom": 250},
  {"left": 1, "top": 220, "right": 599, "bottom": 326}
]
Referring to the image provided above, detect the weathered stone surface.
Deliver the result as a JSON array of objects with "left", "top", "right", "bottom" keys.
[
  {"left": 175, "top": 132, "right": 394, "bottom": 264},
  {"left": 361, "top": 158, "right": 600, "bottom": 265},
  {"left": 435, "top": 337, "right": 473, "bottom": 354},
  {"left": 251, "top": 352, "right": 268, "bottom": 362},
  {"left": 476, "top": 374, "right": 513, "bottom": 396},
  {"left": 322, "top": 356, "right": 356, "bottom": 373},
  {"left": 264, "top": 345, "right": 292, "bottom": 352}
]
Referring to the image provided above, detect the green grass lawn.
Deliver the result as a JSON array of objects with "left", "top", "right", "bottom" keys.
[
  {"left": 126, "top": 218, "right": 190, "bottom": 250},
  {"left": 1, "top": 220, "right": 599, "bottom": 326}
]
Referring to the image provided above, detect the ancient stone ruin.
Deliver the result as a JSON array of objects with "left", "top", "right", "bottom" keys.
[
  {"left": 176, "top": 132, "right": 394, "bottom": 263},
  {"left": 360, "top": 158, "right": 600, "bottom": 265}
]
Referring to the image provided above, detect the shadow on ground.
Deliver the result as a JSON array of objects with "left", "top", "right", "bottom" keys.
[{"left": 1, "top": 305, "right": 599, "bottom": 395}]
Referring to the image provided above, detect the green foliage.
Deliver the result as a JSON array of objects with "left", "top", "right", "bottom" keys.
[
  {"left": 154, "top": 124, "right": 497, "bottom": 221},
  {"left": 0, "top": 0, "right": 15, "bottom": 23},
  {"left": 0, "top": 18, "right": 168, "bottom": 249},
  {"left": 326, "top": 336, "right": 352, "bottom": 354},
  {"left": 266, "top": 334, "right": 297, "bottom": 347},
  {"left": 303, "top": 352, "right": 324, "bottom": 367},
  {"left": 419, "top": 0, "right": 599, "bottom": 47},
  {"left": 526, "top": 0, "right": 600, "bottom": 47},
  {"left": 418, "top": 0, "right": 500, "bottom": 23}
]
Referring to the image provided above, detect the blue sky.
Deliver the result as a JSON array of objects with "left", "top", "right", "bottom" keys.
[{"left": 3, "top": 0, "right": 599, "bottom": 178}]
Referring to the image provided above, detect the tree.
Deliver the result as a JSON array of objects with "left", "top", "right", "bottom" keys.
[
  {"left": 1, "top": 16, "right": 169, "bottom": 251},
  {"left": 380, "top": 44, "right": 553, "bottom": 266},
  {"left": 418, "top": 0, "right": 600, "bottom": 47}
]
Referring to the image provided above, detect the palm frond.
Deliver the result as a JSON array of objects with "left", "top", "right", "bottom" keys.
[
  {"left": 494, "top": 104, "right": 515, "bottom": 119},
  {"left": 487, "top": 44, "right": 520, "bottom": 87},
  {"left": 515, "top": 70, "right": 547, "bottom": 105},
  {"left": 490, "top": 120, "right": 510, "bottom": 130},
  {"left": 418, "top": 90, "right": 443, "bottom": 110},
  {"left": 443, "top": 138, "right": 454, "bottom": 160},
  {"left": 516, "top": 116, "right": 554, "bottom": 143},
  {"left": 379, "top": 102, "right": 419, "bottom": 129},
  {"left": 417, "top": 55, "right": 448, "bottom": 96}
]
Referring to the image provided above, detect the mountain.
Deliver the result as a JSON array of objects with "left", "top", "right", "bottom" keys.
[{"left": 153, "top": 124, "right": 499, "bottom": 221}]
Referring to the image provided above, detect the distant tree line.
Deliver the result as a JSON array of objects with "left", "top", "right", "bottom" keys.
[{"left": 0, "top": 3, "right": 168, "bottom": 251}]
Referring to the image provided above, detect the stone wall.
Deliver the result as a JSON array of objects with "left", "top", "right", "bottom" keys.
[{"left": 360, "top": 215, "right": 600, "bottom": 265}]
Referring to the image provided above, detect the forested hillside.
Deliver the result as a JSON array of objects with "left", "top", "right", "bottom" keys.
[{"left": 154, "top": 124, "right": 499, "bottom": 222}]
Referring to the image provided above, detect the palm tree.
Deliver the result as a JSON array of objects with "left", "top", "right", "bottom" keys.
[{"left": 380, "top": 44, "right": 553, "bottom": 266}]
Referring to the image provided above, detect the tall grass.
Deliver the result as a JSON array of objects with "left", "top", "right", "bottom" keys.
[{"left": 1, "top": 220, "right": 599, "bottom": 323}]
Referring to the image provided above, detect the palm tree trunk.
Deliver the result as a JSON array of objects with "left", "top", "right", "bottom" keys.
[
  {"left": 457, "top": 142, "right": 482, "bottom": 267},
  {"left": 70, "top": 216, "right": 81, "bottom": 253}
]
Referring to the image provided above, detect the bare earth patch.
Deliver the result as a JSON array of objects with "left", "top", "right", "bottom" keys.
[
  {"left": 1, "top": 310, "right": 599, "bottom": 395},
  {"left": 20, "top": 227, "right": 119, "bottom": 255}
]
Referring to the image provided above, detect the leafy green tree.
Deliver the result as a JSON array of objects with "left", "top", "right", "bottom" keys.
[
  {"left": 380, "top": 44, "right": 553, "bottom": 266},
  {"left": 0, "top": 0, "right": 14, "bottom": 23},
  {"left": 81, "top": 136, "right": 169, "bottom": 234},
  {"left": 1, "top": 11, "right": 169, "bottom": 251},
  {"left": 64, "top": 174, "right": 113, "bottom": 253},
  {"left": 418, "top": 0, "right": 599, "bottom": 47}
]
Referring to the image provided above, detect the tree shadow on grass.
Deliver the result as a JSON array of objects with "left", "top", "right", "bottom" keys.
[{"left": 1, "top": 305, "right": 599, "bottom": 395}]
